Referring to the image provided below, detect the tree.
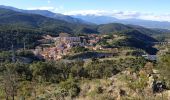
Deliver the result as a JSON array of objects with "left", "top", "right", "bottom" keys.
[
  {"left": 30, "top": 61, "right": 55, "bottom": 82},
  {"left": 3, "top": 63, "right": 18, "bottom": 100}
]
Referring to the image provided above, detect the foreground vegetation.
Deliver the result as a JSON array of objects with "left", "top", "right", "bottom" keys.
[
  {"left": 0, "top": 50, "right": 170, "bottom": 100},
  {"left": 1, "top": 7, "right": 170, "bottom": 100}
]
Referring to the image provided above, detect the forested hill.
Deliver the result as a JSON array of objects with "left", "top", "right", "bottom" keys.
[
  {"left": 0, "top": 8, "right": 78, "bottom": 34},
  {"left": 97, "top": 23, "right": 161, "bottom": 35}
]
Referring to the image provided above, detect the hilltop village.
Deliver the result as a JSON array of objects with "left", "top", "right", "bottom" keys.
[{"left": 34, "top": 33, "right": 119, "bottom": 60}]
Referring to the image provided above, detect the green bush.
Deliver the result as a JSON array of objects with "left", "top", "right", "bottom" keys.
[
  {"left": 85, "top": 60, "right": 120, "bottom": 78},
  {"left": 59, "top": 76, "right": 80, "bottom": 97},
  {"left": 71, "top": 46, "right": 89, "bottom": 53}
]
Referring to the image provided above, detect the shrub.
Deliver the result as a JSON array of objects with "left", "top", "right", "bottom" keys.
[
  {"left": 70, "top": 46, "right": 88, "bottom": 53},
  {"left": 58, "top": 76, "right": 80, "bottom": 97}
]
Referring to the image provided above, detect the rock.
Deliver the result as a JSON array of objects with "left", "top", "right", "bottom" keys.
[
  {"left": 153, "top": 69, "right": 159, "bottom": 74},
  {"left": 148, "top": 75, "right": 154, "bottom": 88},
  {"left": 152, "top": 81, "right": 167, "bottom": 93}
]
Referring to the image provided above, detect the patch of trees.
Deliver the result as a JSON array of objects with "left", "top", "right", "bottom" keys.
[
  {"left": 0, "top": 57, "right": 146, "bottom": 81},
  {"left": 0, "top": 51, "right": 12, "bottom": 62},
  {"left": 0, "top": 28, "right": 42, "bottom": 50}
]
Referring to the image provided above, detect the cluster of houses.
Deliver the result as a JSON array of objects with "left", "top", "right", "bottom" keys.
[
  {"left": 34, "top": 33, "right": 83, "bottom": 60},
  {"left": 33, "top": 33, "right": 119, "bottom": 60},
  {"left": 33, "top": 32, "right": 159, "bottom": 61}
]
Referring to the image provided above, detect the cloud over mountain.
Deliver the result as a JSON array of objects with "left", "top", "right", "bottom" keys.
[{"left": 63, "top": 10, "right": 170, "bottom": 22}]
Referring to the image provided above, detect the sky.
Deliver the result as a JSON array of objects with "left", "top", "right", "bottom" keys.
[{"left": 1, "top": 0, "right": 170, "bottom": 21}]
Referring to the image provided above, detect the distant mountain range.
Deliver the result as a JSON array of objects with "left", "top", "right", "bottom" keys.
[{"left": 72, "top": 15, "right": 170, "bottom": 30}]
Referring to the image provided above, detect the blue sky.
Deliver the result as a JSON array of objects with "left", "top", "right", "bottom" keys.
[{"left": 1, "top": 0, "right": 170, "bottom": 21}]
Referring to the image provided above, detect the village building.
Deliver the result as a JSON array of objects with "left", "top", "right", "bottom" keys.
[{"left": 142, "top": 55, "right": 157, "bottom": 61}]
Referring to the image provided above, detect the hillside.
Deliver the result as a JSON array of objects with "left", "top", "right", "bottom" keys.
[
  {"left": 97, "top": 23, "right": 158, "bottom": 54},
  {"left": 114, "top": 30, "right": 158, "bottom": 54},
  {"left": 0, "top": 8, "right": 98, "bottom": 34},
  {"left": 0, "top": 5, "right": 90, "bottom": 24},
  {"left": 0, "top": 8, "right": 74, "bottom": 33},
  {"left": 98, "top": 23, "right": 161, "bottom": 35},
  {"left": 98, "top": 23, "right": 132, "bottom": 33}
]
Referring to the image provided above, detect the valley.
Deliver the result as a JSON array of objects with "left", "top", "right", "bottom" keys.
[{"left": 0, "top": 5, "right": 170, "bottom": 100}]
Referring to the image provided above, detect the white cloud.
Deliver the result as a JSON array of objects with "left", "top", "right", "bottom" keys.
[
  {"left": 63, "top": 10, "right": 110, "bottom": 16},
  {"left": 63, "top": 10, "right": 170, "bottom": 22}
]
